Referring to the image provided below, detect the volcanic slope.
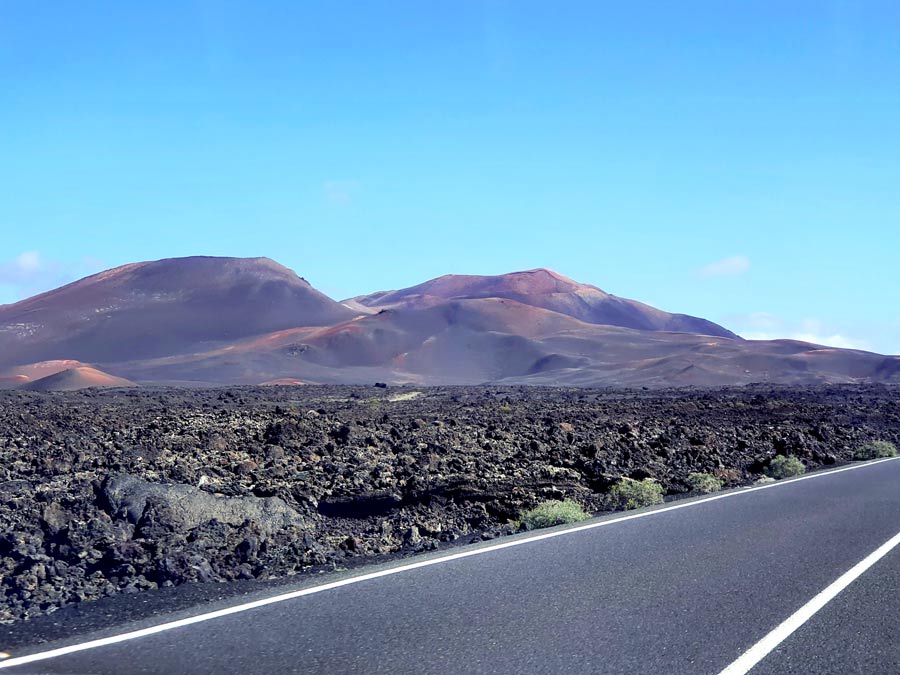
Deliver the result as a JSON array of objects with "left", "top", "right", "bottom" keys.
[
  {"left": 346, "top": 268, "right": 739, "bottom": 338},
  {"left": 115, "top": 297, "right": 900, "bottom": 387},
  {"left": 0, "top": 360, "right": 90, "bottom": 389},
  {"left": 22, "top": 366, "right": 137, "bottom": 391},
  {"left": 0, "top": 256, "right": 358, "bottom": 367}
]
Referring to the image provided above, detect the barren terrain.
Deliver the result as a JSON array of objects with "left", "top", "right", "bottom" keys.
[{"left": 1, "top": 384, "right": 898, "bottom": 624}]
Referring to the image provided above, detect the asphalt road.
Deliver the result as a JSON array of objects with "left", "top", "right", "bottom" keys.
[{"left": 3, "top": 458, "right": 900, "bottom": 675}]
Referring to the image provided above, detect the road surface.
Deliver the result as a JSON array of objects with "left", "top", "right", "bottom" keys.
[{"left": 2, "top": 457, "right": 899, "bottom": 674}]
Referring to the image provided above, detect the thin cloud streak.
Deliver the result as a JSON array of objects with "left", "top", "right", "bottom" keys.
[
  {"left": 697, "top": 255, "right": 751, "bottom": 279},
  {"left": 734, "top": 314, "right": 873, "bottom": 351},
  {"left": 323, "top": 181, "right": 357, "bottom": 206},
  {"left": 0, "top": 251, "right": 46, "bottom": 283},
  {"left": 742, "top": 331, "right": 870, "bottom": 351},
  {"left": 0, "top": 252, "right": 105, "bottom": 304}
]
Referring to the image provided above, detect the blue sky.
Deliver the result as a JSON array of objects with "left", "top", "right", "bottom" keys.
[{"left": 2, "top": 1, "right": 898, "bottom": 354}]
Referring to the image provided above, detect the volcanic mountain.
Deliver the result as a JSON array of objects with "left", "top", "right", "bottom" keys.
[
  {"left": 0, "top": 256, "right": 897, "bottom": 388},
  {"left": 0, "top": 359, "right": 91, "bottom": 390},
  {"left": 346, "top": 268, "right": 739, "bottom": 338},
  {"left": 21, "top": 366, "right": 136, "bottom": 392},
  {"left": 0, "top": 256, "right": 356, "bottom": 366}
]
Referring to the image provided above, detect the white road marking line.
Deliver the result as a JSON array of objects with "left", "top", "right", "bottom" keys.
[
  {"left": 718, "top": 527, "right": 900, "bottom": 675},
  {"left": 1, "top": 457, "right": 897, "bottom": 670}
]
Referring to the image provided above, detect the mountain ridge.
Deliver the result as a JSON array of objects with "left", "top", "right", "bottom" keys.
[
  {"left": 348, "top": 267, "right": 740, "bottom": 339},
  {"left": 0, "top": 255, "right": 896, "bottom": 389},
  {"left": 0, "top": 256, "right": 356, "bottom": 366}
]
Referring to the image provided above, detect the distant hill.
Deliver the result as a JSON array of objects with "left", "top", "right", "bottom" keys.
[
  {"left": 0, "top": 256, "right": 357, "bottom": 365},
  {"left": 22, "top": 366, "right": 136, "bottom": 391},
  {"left": 121, "top": 298, "right": 893, "bottom": 388},
  {"left": 347, "top": 268, "right": 739, "bottom": 338},
  {"left": 0, "top": 360, "right": 94, "bottom": 390},
  {"left": 0, "top": 256, "right": 896, "bottom": 388}
]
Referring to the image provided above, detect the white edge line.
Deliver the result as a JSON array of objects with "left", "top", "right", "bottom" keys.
[
  {"left": 1, "top": 457, "right": 897, "bottom": 669},
  {"left": 717, "top": 527, "right": 900, "bottom": 675}
]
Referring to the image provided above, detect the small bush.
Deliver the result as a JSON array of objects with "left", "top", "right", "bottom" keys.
[
  {"left": 755, "top": 476, "right": 776, "bottom": 485},
  {"left": 687, "top": 472, "right": 724, "bottom": 494},
  {"left": 715, "top": 467, "right": 742, "bottom": 484},
  {"left": 765, "top": 455, "right": 806, "bottom": 479},
  {"left": 853, "top": 441, "right": 898, "bottom": 460},
  {"left": 519, "top": 499, "right": 589, "bottom": 530},
  {"left": 607, "top": 477, "right": 665, "bottom": 510}
]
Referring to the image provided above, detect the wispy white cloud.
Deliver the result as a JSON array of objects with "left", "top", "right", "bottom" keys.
[
  {"left": 734, "top": 314, "right": 872, "bottom": 351},
  {"left": 323, "top": 181, "right": 357, "bottom": 206},
  {"left": 0, "top": 251, "right": 47, "bottom": 283},
  {"left": 697, "top": 255, "right": 751, "bottom": 279},
  {"left": 0, "top": 252, "right": 105, "bottom": 304},
  {"left": 742, "top": 331, "right": 869, "bottom": 351},
  {"left": 741, "top": 311, "right": 781, "bottom": 331}
]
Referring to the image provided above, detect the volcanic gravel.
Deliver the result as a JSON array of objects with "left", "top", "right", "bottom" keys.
[{"left": 1, "top": 384, "right": 898, "bottom": 624}]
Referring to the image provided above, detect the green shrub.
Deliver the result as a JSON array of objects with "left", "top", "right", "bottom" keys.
[
  {"left": 519, "top": 499, "right": 589, "bottom": 530},
  {"left": 687, "top": 472, "right": 724, "bottom": 494},
  {"left": 765, "top": 455, "right": 806, "bottom": 479},
  {"left": 607, "top": 477, "right": 665, "bottom": 510},
  {"left": 853, "top": 440, "right": 898, "bottom": 460}
]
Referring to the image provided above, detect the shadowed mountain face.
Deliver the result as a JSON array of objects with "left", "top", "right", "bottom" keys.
[
  {"left": 115, "top": 299, "right": 897, "bottom": 388},
  {"left": 0, "top": 257, "right": 897, "bottom": 389},
  {"left": 347, "top": 268, "right": 740, "bottom": 339},
  {"left": 0, "top": 256, "right": 357, "bottom": 365}
]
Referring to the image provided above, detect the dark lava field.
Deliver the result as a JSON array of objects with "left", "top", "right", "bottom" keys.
[{"left": 1, "top": 384, "right": 898, "bottom": 624}]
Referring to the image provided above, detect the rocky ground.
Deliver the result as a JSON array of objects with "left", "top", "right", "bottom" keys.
[{"left": 1, "top": 384, "right": 898, "bottom": 624}]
